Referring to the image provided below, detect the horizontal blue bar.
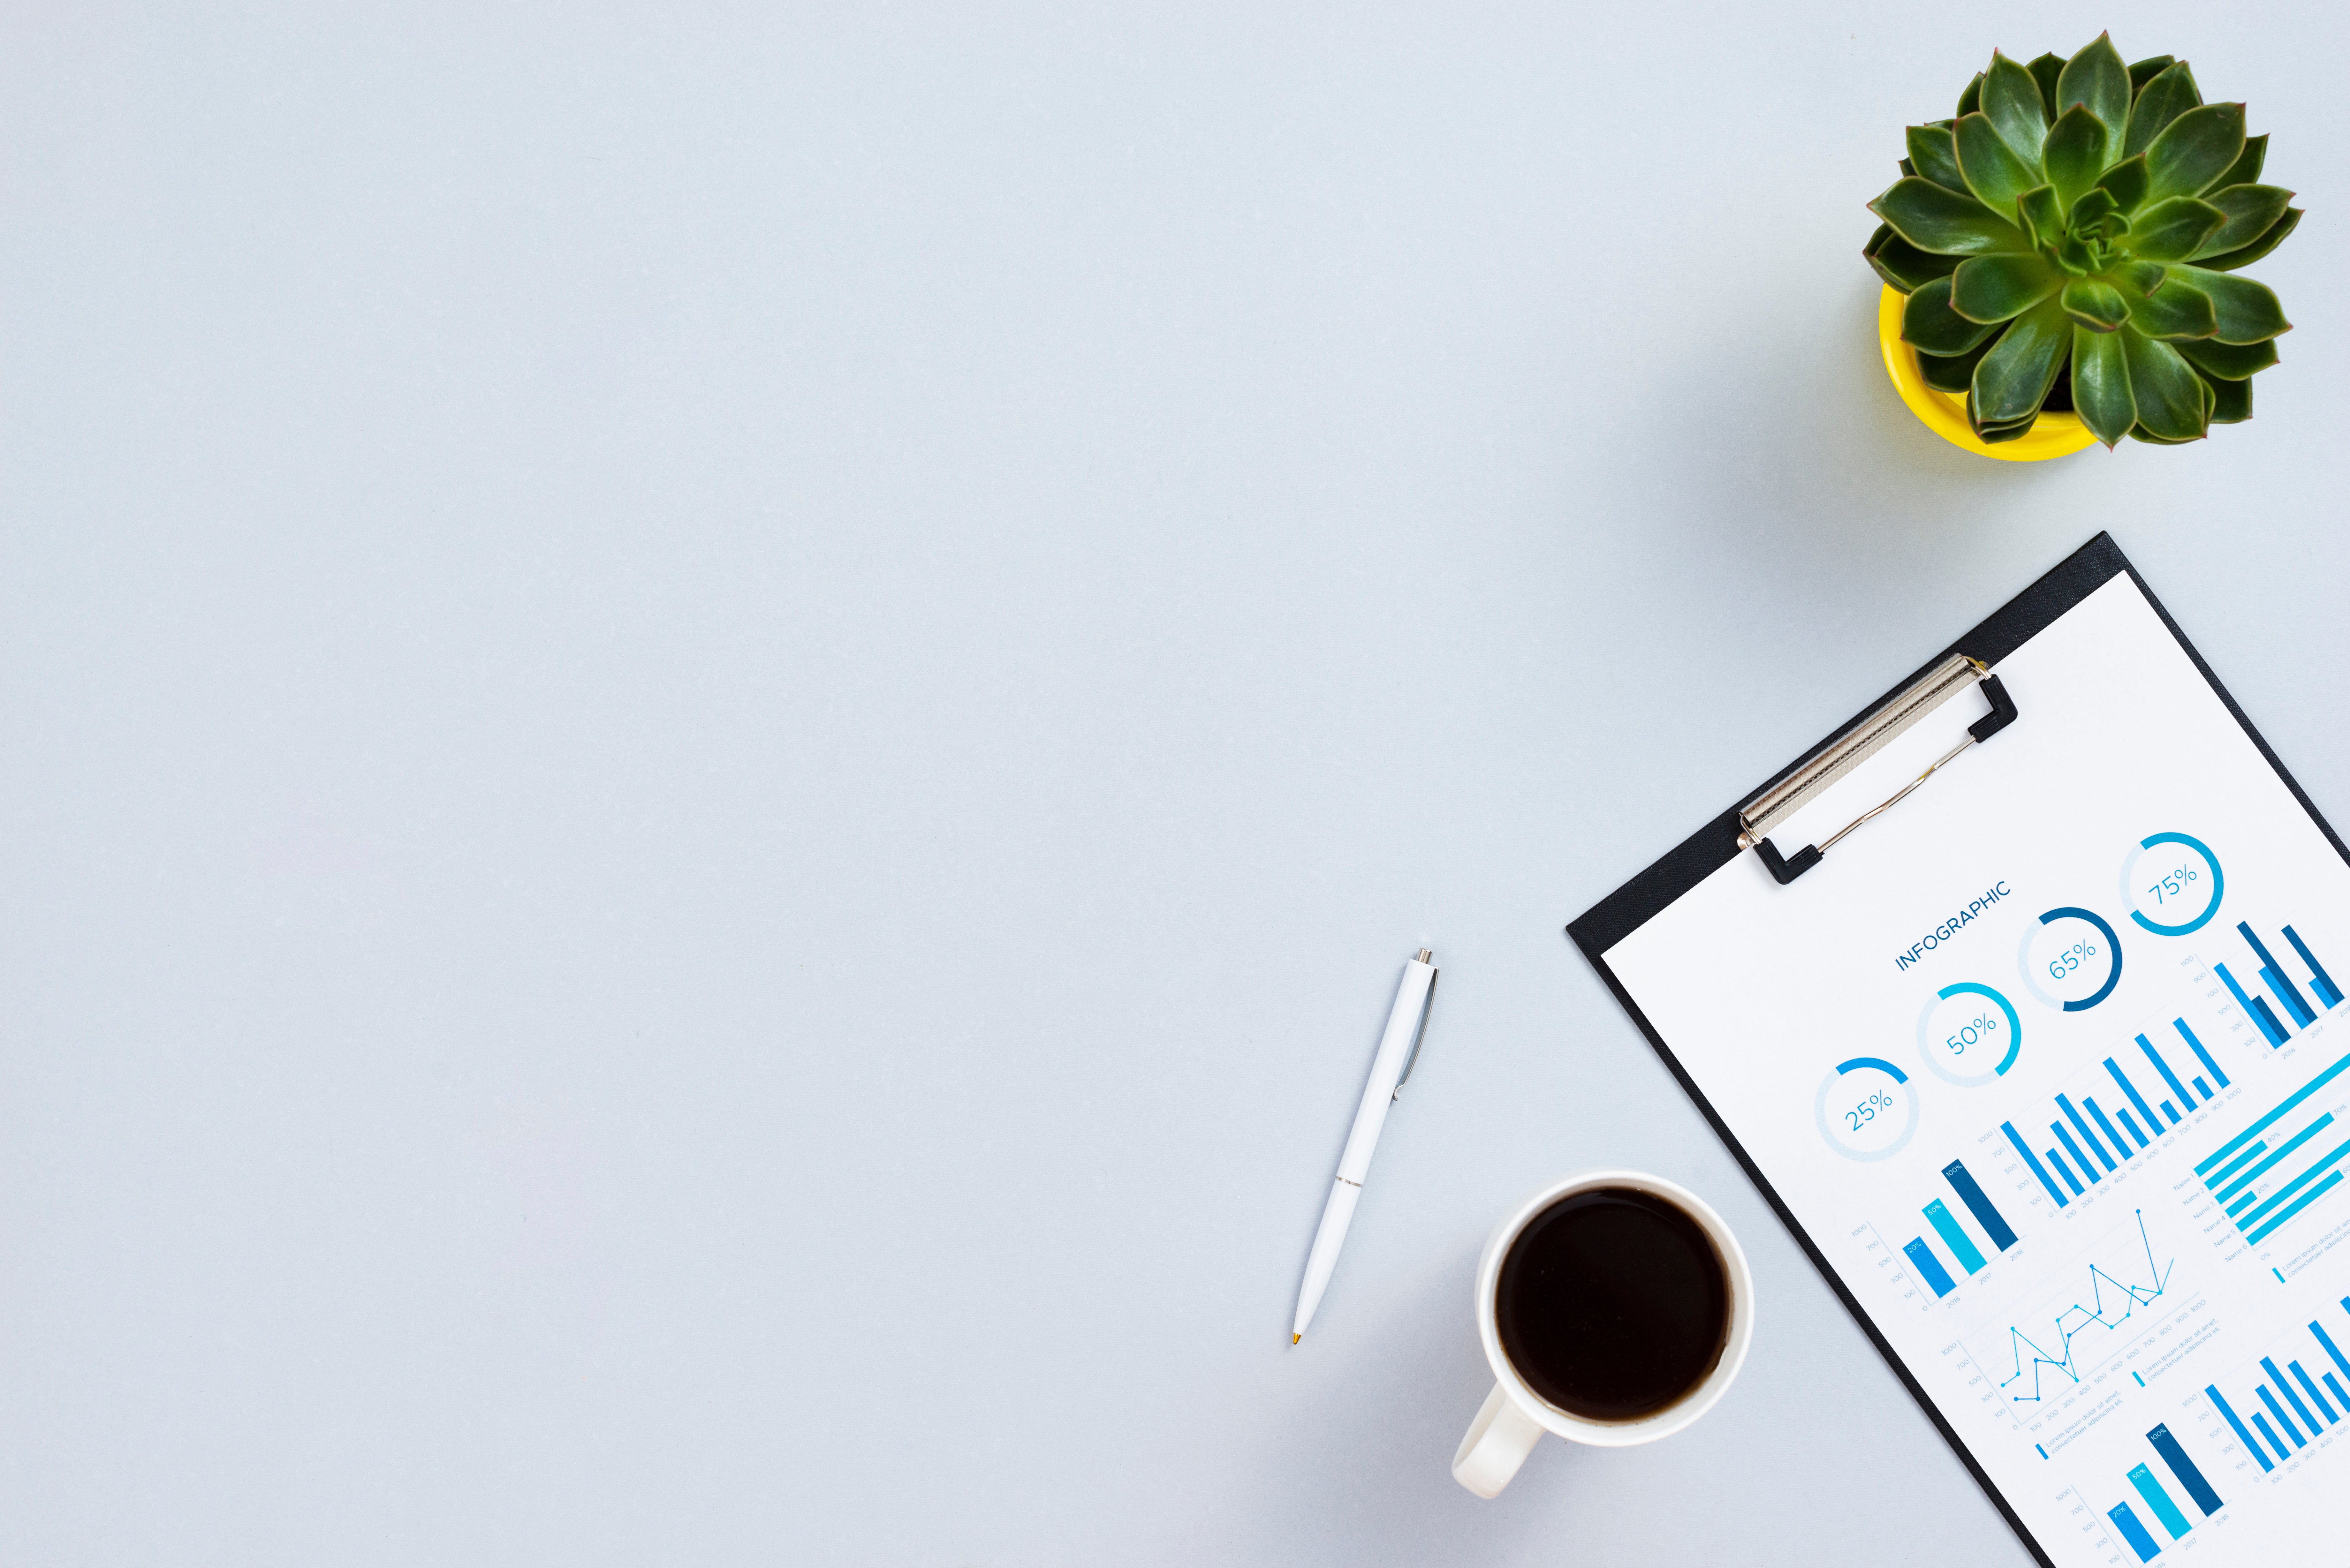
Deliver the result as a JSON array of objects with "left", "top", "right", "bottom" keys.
[
  {"left": 2239, "top": 1135, "right": 2350, "bottom": 1228},
  {"left": 2209, "top": 1140, "right": 2270, "bottom": 1188},
  {"left": 2197, "top": 1047, "right": 2350, "bottom": 1174},
  {"left": 2248, "top": 1170, "right": 2346, "bottom": 1245},
  {"left": 2219, "top": 1115, "right": 2337, "bottom": 1203}
]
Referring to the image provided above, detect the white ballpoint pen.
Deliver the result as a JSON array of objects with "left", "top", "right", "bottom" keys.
[{"left": 1292, "top": 949, "right": 1438, "bottom": 1343}]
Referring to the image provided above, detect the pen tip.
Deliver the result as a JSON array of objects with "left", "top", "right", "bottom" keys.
[{"left": 1292, "top": 1333, "right": 1302, "bottom": 1344}]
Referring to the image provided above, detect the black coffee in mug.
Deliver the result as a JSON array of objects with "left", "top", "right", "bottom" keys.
[{"left": 1493, "top": 1185, "right": 1731, "bottom": 1422}]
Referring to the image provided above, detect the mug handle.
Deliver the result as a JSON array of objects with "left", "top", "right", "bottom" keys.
[{"left": 1451, "top": 1383, "right": 1545, "bottom": 1497}]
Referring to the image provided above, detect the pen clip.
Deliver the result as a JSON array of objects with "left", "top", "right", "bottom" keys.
[{"left": 1392, "top": 952, "right": 1437, "bottom": 1100}]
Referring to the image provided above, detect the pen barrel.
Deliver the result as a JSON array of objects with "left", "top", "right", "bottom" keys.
[
  {"left": 1335, "top": 960, "right": 1435, "bottom": 1184},
  {"left": 1294, "top": 1178, "right": 1361, "bottom": 1335}
]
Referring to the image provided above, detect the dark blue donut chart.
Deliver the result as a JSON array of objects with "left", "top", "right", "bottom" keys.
[{"left": 2040, "top": 906, "right": 2124, "bottom": 1011}]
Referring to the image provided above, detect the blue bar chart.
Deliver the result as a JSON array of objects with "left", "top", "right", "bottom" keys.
[
  {"left": 1897, "top": 1157, "right": 2016, "bottom": 1297},
  {"left": 2215, "top": 920, "right": 2343, "bottom": 1047},
  {"left": 2193, "top": 1045, "right": 2350, "bottom": 1247},
  {"left": 2003, "top": 1022, "right": 2226, "bottom": 1205},
  {"left": 2203, "top": 1303, "right": 2350, "bottom": 1474},
  {"left": 2100, "top": 1419, "right": 2223, "bottom": 1560}
]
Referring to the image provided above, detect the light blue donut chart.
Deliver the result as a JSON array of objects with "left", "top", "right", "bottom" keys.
[
  {"left": 1916, "top": 981, "right": 2022, "bottom": 1085},
  {"left": 2041, "top": 906, "right": 2124, "bottom": 1011},
  {"left": 1814, "top": 1057, "right": 1919, "bottom": 1162},
  {"left": 2127, "top": 831, "right": 2224, "bottom": 936}
]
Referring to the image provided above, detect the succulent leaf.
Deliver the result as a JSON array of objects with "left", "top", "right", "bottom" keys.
[
  {"left": 1902, "top": 275, "right": 2004, "bottom": 355},
  {"left": 1952, "top": 253, "right": 2063, "bottom": 322},
  {"left": 2069, "top": 326, "right": 2136, "bottom": 445},
  {"left": 1954, "top": 113, "right": 2044, "bottom": 216},
  {"left": 2164, "top": 266, "right": 2291, "bottom": 343},
  {"left": 1982, "top": 53, "right": 2053, "bottom": 167},
  {"left": 2040, "top": 104, "right": 2110, "bottom": 208},
  {"left": 2126, "top": 56, "right": 2177, "bottom": 93},
  {"left": 1872, "top": 176, "right": 2033, "bottom": 254},
  {"left": 2125, "top": 196, "right": 2228, "bottom": 261},
  {"left": 1905, "top": 124, "right": 1971, "bottom": 195},
  {"left": 2125, "top": 63, "right": 2202, "bottom": 161},
  {"left": 2055, "top": 35, "right": 2132, "bottom": 162},
  {"left": 2015, "top": 186, "right": 2066, "bottom": 252},
  {"left": 2144, "top": 103, "right": 2247, "bottom": 204},
  {"left": 1919, "top": 336, "right": 1995, "bottom": 392},
  {"left": 1958, "top": 72, "right": 1984, "bottom": 118},
  {"left": 2113, "top": 267, "right": 2217, "bottom": 339},
  {"left": 2119, "top": 326, "right": 2209, "bottom": 440},
  {"left": 2096, "top": 155, "right": 2151, "bottom": 213},
  {"left": 2175, "top": 335, "right": 2279, "bottom": 379},
  {"left": 1971, "top": 297, "right": 2071, "bottom": 423},
  {"left": 2061, "top": 279, "right": 2129, "bottom": 331},
  {"left": 2197, "top": 367, "right": 2252, "bottom": 423},
  {"left": 1865, "top": 223, "right": 1962, "bottom": 291},
  {"left": 2066, "top": 187, "right": 2122, "bottom": 230},
  {"left": 2194, "top": 207, "right": 2301, "bottom": 272},
  {"left": 2195, "top": 185, "right": 2294, "bottom": 257},
  {"left": 2215, "top": 133, "right": 2267, "bottom": 191},
  {"left": 2026, "top": 53, "right": 2066, "bottom": 117}
]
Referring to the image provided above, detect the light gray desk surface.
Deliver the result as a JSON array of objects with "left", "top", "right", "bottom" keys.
[{"left": 5, "top": 4, "right": 2345, "bottom": 1563}]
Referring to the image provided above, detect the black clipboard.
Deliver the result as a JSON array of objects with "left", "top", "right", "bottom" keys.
[{"left": 1567, "top": 532, "right": 2350, "bottom": 1567}]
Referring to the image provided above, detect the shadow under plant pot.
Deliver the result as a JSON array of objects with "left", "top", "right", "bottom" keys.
[{"left": 1877, "top": 286, "right": 2096, "bottom": 462}]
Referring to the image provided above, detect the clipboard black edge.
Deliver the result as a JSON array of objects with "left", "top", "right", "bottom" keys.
[
  {"left": 1568, "top": 532, "right": 2132, "bottom": 957},
  {"left": 1563, "top": 529, "right": 2350, "bottom": 1568}
]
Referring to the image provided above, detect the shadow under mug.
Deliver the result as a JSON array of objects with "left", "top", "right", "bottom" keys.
[{"left": 1451, "top": 1169, "right": 1756, "bottom": 1497}]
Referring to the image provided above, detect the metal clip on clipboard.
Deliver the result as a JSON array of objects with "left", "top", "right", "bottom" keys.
[{"left": 1736, "top": 653, "right": 2018, "bottom": 886}]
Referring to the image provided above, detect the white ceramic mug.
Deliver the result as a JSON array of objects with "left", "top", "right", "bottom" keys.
[{"left": 1451, "top": 1169, "right": 1755, "bottom": 1497}]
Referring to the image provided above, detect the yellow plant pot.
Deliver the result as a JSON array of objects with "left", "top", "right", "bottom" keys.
[{"left": 1877, "top": 285, "right": 2097, "bottom": 462}]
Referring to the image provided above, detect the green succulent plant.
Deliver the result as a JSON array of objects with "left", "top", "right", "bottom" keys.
[{"left": 1865, "top": 36, "right": 2300, "bottom": 447}]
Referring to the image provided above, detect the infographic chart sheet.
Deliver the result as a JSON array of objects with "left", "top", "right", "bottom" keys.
[{"left": 1604, "top": 572, "right": 2350, "bottom": 1567}]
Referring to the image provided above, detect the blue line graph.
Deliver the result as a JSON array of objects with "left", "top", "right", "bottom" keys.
[{"left": 1985, "top": 1211, "right": 2174, "bottom": 1405}]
